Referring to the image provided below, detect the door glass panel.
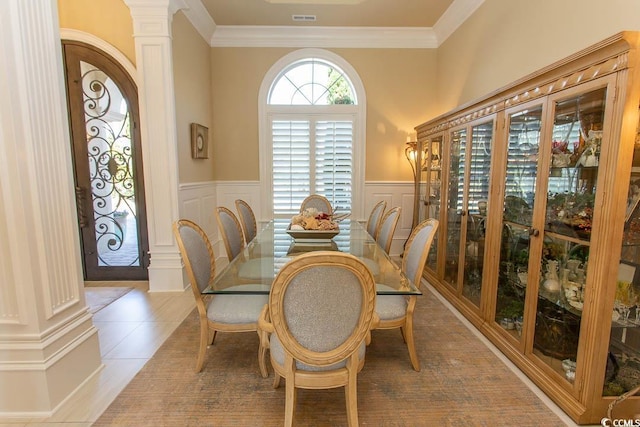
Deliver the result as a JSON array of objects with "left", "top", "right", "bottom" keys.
[
  {"left": 533, "top": 87, "right": 606, "bottom": 381},
  {"left": 423, "top": 136, "right": 442, "bottom": 271},
  {"left": 81, "top": 61, "right": 141, "bottom": 267},
  {"left": 462, "top": 121, "right": 493, "bottom": 307},
  {"left": 444, "top": 129, "right": 466, "bottom": 288},
  {"left": 605, "top": 113, "right": 640, "bottom": 397},
  {"left": 496, "top": 106, "right": 542, "bottom": 341}
]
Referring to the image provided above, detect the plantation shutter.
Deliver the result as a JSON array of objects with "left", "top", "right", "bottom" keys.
[
  {"left": 271, "top": 118, "right": 353, "bottom": 216},
  {"left": 272, "top": 120, "right": 310, "bottom": 214},
  {"left": 315, "top": 120, "right": 352, "bottom": 213}
]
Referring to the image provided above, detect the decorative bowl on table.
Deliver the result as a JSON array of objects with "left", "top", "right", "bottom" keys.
[
  {"left": 287, "top": 208, "right": 339, "bottom": 241},
  {"left": 286, "top": 226, "right": 339, "bottom": 241}
]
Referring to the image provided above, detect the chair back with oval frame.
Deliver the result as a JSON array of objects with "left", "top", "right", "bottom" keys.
[
  {"left": 299, "top": 194, "right": 333, "bottom": 215},
  {"left": 366, "top": 200, "right": 387, "bottom": 239},
  {"left": 258, "top": 251, "right": 377, "bottom": 427},
  {"left": 376, "top": 206, "right": 401, "bottom": 255},
  {"left": 235, "top": 199, "right": 257, "bottom": 244},
  {"left": 215, "top": 206, "right": 246, "bottom": 260}
]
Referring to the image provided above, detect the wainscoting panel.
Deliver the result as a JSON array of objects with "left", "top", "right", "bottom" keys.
[
  {"left": 214, "top": 181, "right": 264, "bottom": 225},
  {"left": 178, "top": 181, "right": 218, "bottom": 253},
  {"left": 179, "top": 181, "right": 415, "bottom": 258},
  {"left": 364, "top": 182, "right": 415, "bottom": 256}
]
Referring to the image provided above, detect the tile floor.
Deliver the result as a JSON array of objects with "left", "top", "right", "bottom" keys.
[
  {"left": 0, "top": 282, "right": 195, "bottom": 427},
  {"left": 0, "top": 282, "right": 587, "bottom": 426}
]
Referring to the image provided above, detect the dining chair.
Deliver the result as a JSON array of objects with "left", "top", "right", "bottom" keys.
[
  {"left": 299, "top": 194, "right": 333, "bottom": 215},
  {"left": 258, "top": 251, "right": 377, "bottom": 427},
  {"left": 373, "top": 218, "right": 438, "bottom": 371},
  {"left": 235, "top": 199, "right": 257, "bottom": 244},
  {"left": 376, "top": 206, "right": 401, "bottom": 255},
  {"left": 173, "top": 219, "right": 269, "bottom": 375},
  {"left": 366, "top": 200, "right": 386, "bottom": 239},
  {"left": 215, "top": 206, "right": 245, "bottom": 260}
]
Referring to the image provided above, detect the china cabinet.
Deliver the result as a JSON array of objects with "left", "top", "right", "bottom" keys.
[
  {"left": 414, "top": 32, "right": 640, "bottom": 424},
  {"left": 416, "top": 135, "right": 443, "bottom": 271}
]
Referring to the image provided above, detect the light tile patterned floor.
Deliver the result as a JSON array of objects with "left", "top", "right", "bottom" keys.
[{"left": 0, "top": 282, "right": 194, "bottom": 426}]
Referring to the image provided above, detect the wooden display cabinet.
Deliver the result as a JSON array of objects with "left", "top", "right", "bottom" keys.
[{"left": 414, "top": 32, "right": 640, "bottom": 424}]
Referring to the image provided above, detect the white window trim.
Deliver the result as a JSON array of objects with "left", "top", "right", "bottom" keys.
[{"left": 258, "top": 48, "right": 366, "bottom": 221}]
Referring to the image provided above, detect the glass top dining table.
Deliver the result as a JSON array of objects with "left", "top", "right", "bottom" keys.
[{"left": 203, "top": 219, "right": 421, "bottom": 295}]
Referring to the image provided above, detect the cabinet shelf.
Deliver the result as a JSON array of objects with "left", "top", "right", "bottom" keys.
[{"left": 414, "top": 32, "right": 640, "bottom": 425}]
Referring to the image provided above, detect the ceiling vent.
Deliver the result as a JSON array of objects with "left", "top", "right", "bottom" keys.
[{"left": 292, "top": 14, "right": 317, "bottom": 22}]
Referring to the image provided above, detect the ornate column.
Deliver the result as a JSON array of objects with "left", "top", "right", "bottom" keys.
[
  {"left": 0, "top": 0, "right": 101, "bottom": 414},
  {"left": 124, "top": 0, "right": 188, "bottom": 291}
]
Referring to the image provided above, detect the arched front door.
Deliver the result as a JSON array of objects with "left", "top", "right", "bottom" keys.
[{"left": 62, "top": 41, "right": 149, "bottom": 280}]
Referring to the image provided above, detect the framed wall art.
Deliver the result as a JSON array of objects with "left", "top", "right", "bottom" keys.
[{"left": 190, "top": 123, "right": 209, "bottom": 159}]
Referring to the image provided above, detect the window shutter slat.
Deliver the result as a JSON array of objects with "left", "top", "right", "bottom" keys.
[{"left": 271, "top": 119, "right": 353, "bottom": 216}]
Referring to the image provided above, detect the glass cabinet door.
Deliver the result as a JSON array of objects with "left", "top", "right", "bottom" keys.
[
  {"left": 462, "top": 121, "right": 493, "bottom": 307},
  {"left": 443, "top": 120, "right": 493, "bottom": 304},
  {"left": 444, "top": 129, "right": 466, "bottom": 289},
  {"left": 604, "top": 116, "right": 640, "bottom": 398},
  {"left": 496, "top": 104, "right": 543, "bottom": 342},
  {"left": 533, "top": 86, "right": 607, "bottom": 383},
  {"left": 421, "top": 135, "right": 443, "bottom": 271}
]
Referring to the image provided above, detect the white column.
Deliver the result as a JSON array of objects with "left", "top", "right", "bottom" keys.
[
  {"left": 0, "top": 0, "right": 101, "bottom": 415},
  {"left": 124, "top": 0, "right": 188, "bottom": 292}
]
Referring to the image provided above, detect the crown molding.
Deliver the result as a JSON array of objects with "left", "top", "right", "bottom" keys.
[
  {"left": 179, "top": 0, "right": 484, "bottom": 48},
  {"left": 432, "top": 0, "right": 485, "bottom": 45},
  {"left": 211, "top": 25, "right": 437, "bottom": 48},
  {"left": 180, "top": 0, "right": 216, "bottom": 42}
]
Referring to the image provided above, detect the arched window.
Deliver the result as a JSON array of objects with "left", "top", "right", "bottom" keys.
[
  {"left": 259, "top": 49, "right": 366, "bottom": 218},
  {"left": 268, "top": 58, "right": 356, "bottom": 105}
]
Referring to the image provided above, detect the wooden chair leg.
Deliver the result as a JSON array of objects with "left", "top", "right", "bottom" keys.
[
  {"left": 272, "top": 373, "right": 281, "bottom": 389},
  {"left": 404, "top": 316, "right": 420, "bottom": 371},
  {"left": 399, "top": 326, "right": 407, "bottom": 343},
  {"left": 345, "top": 370, "right": 359, "bottom": 427},
  {"left": 258, "top": 340, "right": 268, "bottom": 378},
  {"left": 195, "top": 323, "right": 209, "bottom": 373},
  {"left": 284, "top": 380, "right": 296, "bottom": 427}
]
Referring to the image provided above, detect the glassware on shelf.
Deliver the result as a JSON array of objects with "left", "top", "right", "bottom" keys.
[
  {"left": 614, "top": 281, "right": 637, "bottom": 323},
  {"left": 543, "top": 260, "right": 561, "bottom": 293}
]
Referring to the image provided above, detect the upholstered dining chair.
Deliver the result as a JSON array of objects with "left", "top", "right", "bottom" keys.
[
  {"left": 258, "top": 251, "right": 377, "bottom": 427},
  {"left": 299, "top": 194, "right": 333, "bottom": 215},
  {"left": 376, "top": 206, "right": 401, "bottom": 255},
  {"left": 215, "top": 206, "right": 245, "bottom": 260},
  {"left": 235, "top": 199, "right": 257, "bottom": 244},
  {"left": 373, "top": 218, "right": 438, "bottom": 371},
  {"left": 173, "top": 219, "right": 269, "bottom": 375},
  {"left": 366, "top": 200, "right": 386, "bottom": 239}
]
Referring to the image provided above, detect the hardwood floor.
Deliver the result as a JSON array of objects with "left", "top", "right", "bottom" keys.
[{"left": 0, "top": 281, "right": 584, "bottom": 426}]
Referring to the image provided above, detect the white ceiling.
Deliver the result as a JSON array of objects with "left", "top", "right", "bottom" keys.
[{"left": 181, "top": 0, "right": 484, "bottom": 48}]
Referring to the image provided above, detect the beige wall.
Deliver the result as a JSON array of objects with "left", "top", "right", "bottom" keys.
[
  {"left": 211, "top": 48, "right": 438, "bottom": 182},
  {"left": 58, "top": 0, "right": 640, "bottom": 183},
  {"left": 173, "top": 11, "right": 214, "bottom": 183},
  {"left": 336, "top": 48, "right": 438, "bottom": 182},
  {"left": 436, "top": 0, "right": 640, "bottom": 115},
  {"left": 57, "top": 0, "right": 135, "bottom": 66}
]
